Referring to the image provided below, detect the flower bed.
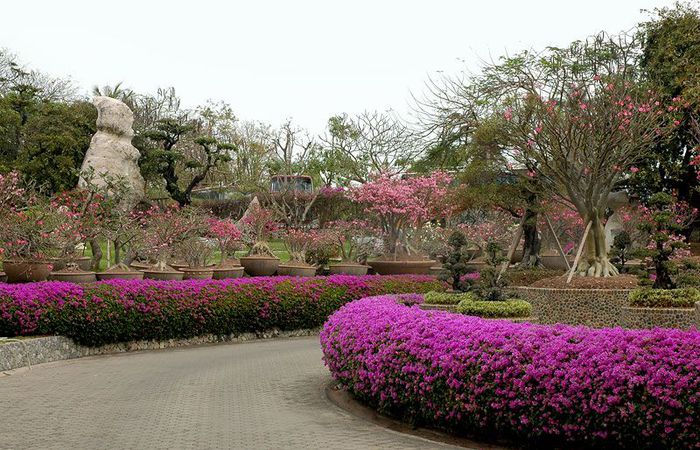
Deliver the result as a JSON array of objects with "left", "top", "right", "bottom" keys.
[
  {"left": 321, "top": 295, "right": 700, "bottom": 448},
  {"left": 0, "top": 275, "right": 446, "bottom": 346}
]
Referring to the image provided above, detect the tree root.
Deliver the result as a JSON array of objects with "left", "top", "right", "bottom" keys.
[{"left": 575, "top": 258, "right": 619, "bottom": 278}]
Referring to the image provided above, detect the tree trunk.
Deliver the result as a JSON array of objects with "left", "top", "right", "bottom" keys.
[
  {"left": 520, "top": 207, "right": 541, "bottom": 267},
  {"left": 575, "top": 209, "right": 619, "bottom": 277},
  {"left": 89, "top": 239, "right": 102, "bottom": 271}
]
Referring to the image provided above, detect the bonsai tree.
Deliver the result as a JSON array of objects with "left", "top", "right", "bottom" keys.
[
  {"left": 305, "top": 229, "right": 340, "bottom": 267},
  {"left": 348, "top": 171, "right": 454, "bottom": 259},
  {"left": 281, "top": 228, "right": 315, "bottom": 265},
  {"left": 328, "top": 220, "right": 375, "bottom": 264},
  {"left": 176, "top": 236, "right": 214, "bottom": 268},
  {"left": 207, "top": 218, "right": 243, "bottom": 266},
  {"left": 636, "top": 192, "right": 696, "bottom": 289},
  {"left": 238, "top": 201, "right": 279, "bottom": 257},
  {"left": 440, "top": 230, "right": 474, "bottom": 291},
  {"left": 609, "top": 231, "right": 633, "bottom": 273},
  {"left": 140, "top": 205, "right": 208, "bottom": 270}
]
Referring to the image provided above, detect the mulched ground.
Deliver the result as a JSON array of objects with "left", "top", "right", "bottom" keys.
[{"left": 529, "top": 275, "right": 639, "bottom": 289}]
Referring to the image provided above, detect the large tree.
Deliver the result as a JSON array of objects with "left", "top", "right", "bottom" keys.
[{"left": 484, "top": 33, "right": 674, "bottom": 277}]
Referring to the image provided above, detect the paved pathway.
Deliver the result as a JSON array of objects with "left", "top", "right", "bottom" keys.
[{"left": 0, "top": 336, "right": 460, "bottom": 449}]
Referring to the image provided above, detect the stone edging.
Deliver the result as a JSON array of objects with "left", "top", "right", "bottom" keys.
[
  {"left": 0, "top": 328, "right": 319, "bottom": 372},
  {"left": 621, "top": 306, "right": 696, "bottom": 330},
  {"left": 325, "top": 382, "right": 510, "bottom": 449}
]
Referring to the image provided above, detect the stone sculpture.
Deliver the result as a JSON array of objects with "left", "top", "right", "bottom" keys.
[{"left": 79, "top": 96, "right": 145, "bottom": 205}]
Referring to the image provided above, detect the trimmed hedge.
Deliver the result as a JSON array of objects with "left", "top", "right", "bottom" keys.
[
  {"left": 456, "top": 296, "right": 532, "bottom": 318},
  {"left": 423, "top": 291, "right": 462, "bottom": 305},
  {"left": 0, "top": 275, "right": 446, "bottom": 346},
  {"left": 629, "top": 287, "right": 700, "bottom": 308},
  {"left": 321, "top": 296, "right": 700, "bottom": 449}
]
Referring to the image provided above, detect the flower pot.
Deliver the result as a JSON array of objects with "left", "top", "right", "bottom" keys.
[
  {"left": 212, "top": 265, "right": 245, "bottom": 279},
  {"left": 277, "top": 263, "right": 317, "bottom": 277},
  {"left": 367, "top": 259, "right": 436, "bottom": 275},
  {"left": 49, "top": 256, "right": 93, "bottom": 271},
  {"left": 328, "top": 263, "right": 369, "bottom": 276},
  {"left": 142, "top": 270, "right": 184, "bottom": 281},
  {"left": 180, "top": 267, "right": 214, "bottom": 280},
  {"left": 429, "top": 266, "right": 444, "bottom": 276},
  {"left": 3, "top": 260, "right": 53, "bottom": 283},
  {"left": 96, "top": 271, "right": 144, "bottom": 281},
  {"left": 239, "top": 256, "right": 280, "bottom": 276},
  {"left": 0, "top": 272, "right": 6, "bottom": 283},
  {"left": 168, "top": 262, "right": 190, "bottom": 271},
  {"left": 129, "top": 261, "right": 152, "bottom": 270},
  {"left": 49, "top": 270, "right": 97, "bottom": 283}
]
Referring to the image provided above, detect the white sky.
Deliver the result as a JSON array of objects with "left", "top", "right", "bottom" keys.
[{"left": 0, "top": 0, "right": 675, "bottom": 133}]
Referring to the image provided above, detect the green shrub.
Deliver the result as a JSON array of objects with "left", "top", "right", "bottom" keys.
[
  {"left": 423, "top": 291, "right": 464, "bottom": 305},
  {"left": 456, "top": 298, "right": 532, "bottom": 318},
  {"left": 628, "top": 287, "right": 700, "bottom": 308}
]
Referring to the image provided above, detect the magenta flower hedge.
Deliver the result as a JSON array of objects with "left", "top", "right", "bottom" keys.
[
  {"left": 321, "top": 295, "right": 700, "bottom": 449},
  {"left": 0, "top": 275, "right": 445, "bottom": 346}
]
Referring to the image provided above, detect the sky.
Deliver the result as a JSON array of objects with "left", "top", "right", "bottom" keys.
[{"left": 0, "top": 0, "right": 677, "bottom": 134}]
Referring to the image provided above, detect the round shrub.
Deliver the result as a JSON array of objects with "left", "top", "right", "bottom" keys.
[
  {"left": 423, "top": 291, "right": 463, "bottom": 305},
  {"left": 321, "top": 296, "right": 700, "bottom": 448},
  {"left": 456, "top": 296, "right": 532, "bottom": 318},
  {"left": 629, "top": 287, "right": 700, "bottom": 308},
  {"left": 0, "top": 275, "right": 446, "bottom": 346}
]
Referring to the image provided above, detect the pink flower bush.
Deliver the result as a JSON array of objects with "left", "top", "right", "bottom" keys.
[
  {"left": 0, "top": 275, "right": 447, "bottom": 345},
  {"left": 207, "top": 218, "right": 243, "bottom": 264},
  {"left": 348, "top": 172, "right": 454, "bottom": 256},
  {"left": 321, "top": 295, "right": 700, "bottom": 448}
]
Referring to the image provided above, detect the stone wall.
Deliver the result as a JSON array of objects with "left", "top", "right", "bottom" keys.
[
  {"left": 0, "top": 328, "right": 318, "bottom": 372},
  {"left": 621, "top": 306, "right": 696, "bottom": 330},
  {"left": 511, "top": 287, "right": 633, "bottom": 328}
]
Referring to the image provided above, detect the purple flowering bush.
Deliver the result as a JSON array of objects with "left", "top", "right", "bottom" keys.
[
  {"left": 0, "top": 275, "right": 445, "bottom": 346},
  {"left": 321, "top": 295, "right": 700, "bottom": 448}
]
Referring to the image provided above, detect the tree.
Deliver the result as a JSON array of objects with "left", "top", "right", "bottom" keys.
[
  {"left": 141, "top": 118, "right": 234, "bottom": 206},
  {"left": 321, "top": 111, "right": 419, "bottom": 182},
  {"left": 634, "top": 2, "right": 700, "bottom": 211},
  {"left": 19, "top": 101, "right": 96, "bottom": 193},
  {"left": 485, "top": 33, "right": 674, "bottom": 277}
]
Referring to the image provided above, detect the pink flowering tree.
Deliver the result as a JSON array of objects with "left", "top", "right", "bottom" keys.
[
  {"left": 139, "top": 205, "right": 208, "bottom": 270},
  {"left": 207, "top": 218, "right": 243, "bottom": 266},
  {"left": 348, "top": 172, "right": 454, "bottom": 258},
  {"left": 238, "top": 201, "right": 280, "bottom": 257},
  {"left": 485, "top": 34, "right": 679, "bottom": 276},
  {"left": 327, "top": 220, "right": 380, "bottom": 263}
]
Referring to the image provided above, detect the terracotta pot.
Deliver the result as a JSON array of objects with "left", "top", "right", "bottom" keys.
[
  {"left": 142, "top": 270, "right": 184, "bottom": 281},
  {"left": 277, "top": 263, "right": 317, "bottom": 277},
  {"left": 239, "top": 256, "right": 280, "bottom": 276},
  {"left": 168, "top": 262, "right": 190, "bottom": 271},
  {"left": 540, "top": 254, "right": 574, "bottom": 271},
  {"left": 367, "top": 259, "right": 436, "bottom": 275},
  {"left": 96, "top": 271, "right": 145, "bottom": 281},
  {"left": 429, "top": 266, "right": 444, "bottom": 276},
  {"left": 49, "top": 256, "right": 93, "bottom": 271},
  {"left": 328, "top": 263, "right": 369, "bottom": 276},
  {"left": 49, "top": 271, "right": 97, "bottom": 283},
  {"left": 129, "top": 262, "right": 152, "bottom": 270},
  {"left": 212, "top": 265, "right": 245, "bottom": 279},
  {"left": 0, "top": 272, "right": 6, "bottom": 283},
  {"left": 4, "top": 260, "right": 53, "bottom": 283},
  {"left": 180, "top": 267, "right": 214, "bottom": 280}
]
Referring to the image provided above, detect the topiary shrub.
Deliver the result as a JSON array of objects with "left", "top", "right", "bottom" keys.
[
  {"left": 423, "top": 291, "right": 463, "bottom": 305},
  {"left": 456, "top": 295, "right": 532, "bottom": 318},
  {"left": 628, "top": 287, "right": 700, "bottom": 308}
]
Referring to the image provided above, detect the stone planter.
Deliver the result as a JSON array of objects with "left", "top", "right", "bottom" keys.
[
  {"left": 3, "top": 260, "right": 53, "bottom": 283},
  {"left": 49, "top": 256, "right": 92, "bottom": 271},
  {"left": 277, "top": 263, "right": 317, "bottom": 277},
  {"left": 96, "top": 270, "right": 144, "bottom": 281},
  {"left": 212, "top": 265, "right": 245, "bottom": 280},
  {"left": 540, "top": 254, "right": 573, "bottom": 271},
  {"left": 142, "top": 269, "right": 184, "bottom": 281},
  {"left": 180, "top": 268, "right": 214, "bottom": 280},
  {"left": 239, "top": 256, "right": 280, "bottom": 276},
  {"left": 49, "top": 271, "right": 97, "bottom": 283},
  {"left": 511, "top": 286, "right": 633, "bottom": 328},
  {"left": 328, "top": 263, "right": 369, "bottom": 276},
  {"left": 621, "top": 306, "right": 695, "bottom": 330},
  {"left": 367, "top": 259, "right": 435, "bottom": 275},
  {"left": 129, "top": 261, "right": 152, "bottom": 271}
]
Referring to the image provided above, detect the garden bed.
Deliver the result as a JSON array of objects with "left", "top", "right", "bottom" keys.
[
  {"left": 0, "top": 275, "right": 446, "bottom": 346},
  {"left": 321, "top": 295, "right": 700, "bottom": 449},
  {"left": 529, "top": 274, "right": 639, "bottom": 289}
]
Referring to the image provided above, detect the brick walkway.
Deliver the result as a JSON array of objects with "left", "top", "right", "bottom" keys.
[{"left": 0, "top": 336, "right": 461, "bottom": 449}]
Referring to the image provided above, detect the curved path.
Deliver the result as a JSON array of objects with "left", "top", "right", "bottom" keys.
[{"left": 0, "top": 337, "right": 462, "bottom": 449}]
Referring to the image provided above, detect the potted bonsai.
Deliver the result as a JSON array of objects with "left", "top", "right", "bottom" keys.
[
  {"left": 176, "top": 236, "right": 216, "bottom": 279},
  {"left": 278, "top": 228, "right": 320, "bottom": 277},
  {"left": 238, "top": 200, "right": 280, "bottom": 276},
  {"left": 48, "top": 203, "right": 97, "bottom": 283},
  {"left": 208, "top": 217, "right": 245, "bottom": 279},
  {"left": 96, "top": 208, "right": 146, "bottom": 280},
  {"left": 140, "top": 205, "right": 207, "bottom": 280},
  {"left": 348, "top": 172, "right": 454, "bottom": 275},
  {"left": 327, "top": 220, "right": 372, "bottom": 275}
]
